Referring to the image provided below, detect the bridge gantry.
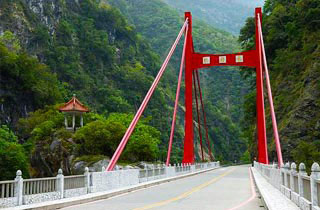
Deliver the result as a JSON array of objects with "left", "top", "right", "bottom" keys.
[{"left": 106, "top": 8, "right": 284, "bottom": 171}]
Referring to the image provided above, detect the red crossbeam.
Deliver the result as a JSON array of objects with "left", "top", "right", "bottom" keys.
[{"left": 191, "top": 50, "right": 258, "bottom": 69}]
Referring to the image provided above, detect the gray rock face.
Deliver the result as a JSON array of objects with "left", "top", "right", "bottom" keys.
[
  {"left": 72, "top": 161, "right": 87, "bottom": 174},
  {"left": 50, "top": 139, "right": 61, "bottom": 151},
  {"left": 136, "top": 162, "right": 154, "bottom": 169},
  {"left": 26, "top": 0, "right": 62, "bottom": 35},
  {"left": 90, "top": 159, "right": 110, "bottom": 172}
]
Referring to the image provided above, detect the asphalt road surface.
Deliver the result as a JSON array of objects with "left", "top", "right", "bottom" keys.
[{"left": 63, "top": 165, "right": 264, "bottom": 210}]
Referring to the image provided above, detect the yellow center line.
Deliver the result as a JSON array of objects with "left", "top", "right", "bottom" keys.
[{"left": 133, "top": 168, "right": 236, "bottom": 210}]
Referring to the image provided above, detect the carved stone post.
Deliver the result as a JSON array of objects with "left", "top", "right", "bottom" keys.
[
  {"left": 311, "top": 162, "right": 320, "bottom": 208},
  {"left": 14, "top": 170, "right": 23, "bottom": 206},
  {"left": 84, "top": 167, "right": 90, "bottom": 194},
  {"left": 290, "top": 163, "right": 297, "bottom": 191},
  {"left": 56, "top": 169, "right": 64, "bottom": 199},
  {"left": 284, "top": 162, "right": 290, "bottom": 188},
  {"left": 298, "top": 163, "right": 307, "bottom": 199}
]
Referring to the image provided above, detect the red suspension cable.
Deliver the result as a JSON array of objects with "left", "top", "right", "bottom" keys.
[
  {"left": 166, "top": 24, "right": 189, "bottom": 166},
  {"left": 193, "top": 70, "right": 205, "bottom": 161},
  {"left": 107, "top": 20, "right": 189, "bottom": 171},
  {"left": 257, "top": 15, "right": 283, "bottom": 167},
  {"left": 195, "top": 70, "right": 214, "bottom": 161}
]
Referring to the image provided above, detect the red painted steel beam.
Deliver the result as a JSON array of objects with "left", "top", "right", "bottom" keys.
[
  {"left": 166, "top": 25, "right": 189, "bottom": 166},
  {"left": 195, "top": 70, "right": 213, "bottom": 161},
  {"left": 255, "top": 8, "right": 269, "bottom": 164},
  {"left": 258, "top": 15, "right": 283, "bottom": 167},
  {"left": 183, "top": 12, "right": 195, "bottom": 164},
  {"left": 106, "top": 20, "right": 188, "bottom": 171},
  {"left": 191, "top": 50, "right": 258, "bottom": 69},
  {"left": 193, "top": 70, "right": 204, "bottom": 162}
]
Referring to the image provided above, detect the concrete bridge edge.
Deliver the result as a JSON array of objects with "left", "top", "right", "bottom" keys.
[
  {"left": 251, "top": 167, "right": 300, "bottom": 210},
  {"left": 6, "top": 166, "right": 221, "bottom": 210}
]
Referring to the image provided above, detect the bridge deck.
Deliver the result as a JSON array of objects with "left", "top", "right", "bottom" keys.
[{"left": 62, "top": 165, "right": 263, "bottom": 210}]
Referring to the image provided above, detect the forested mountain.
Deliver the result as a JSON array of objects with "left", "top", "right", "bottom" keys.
[
  {"left": 162, "top": 0, "right": 264, "bottom": 35},
  {"left": 240, "top": 0, "right": 320, "bottom": 169},
  {"left": 0, "top": 0, "right": 250, "bottom": 179},
  {"left": 0, "top": 0, "right": 170, "bottom": 178}
]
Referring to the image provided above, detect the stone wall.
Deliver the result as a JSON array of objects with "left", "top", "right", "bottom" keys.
[
  {"left": 64, "top": 188, "right": 87, "bottom": 198},
  {"left": 23, "top": 192, "right": 60, "bottom": 205},
  {"left": 0, "top": 197, "right": 17, "bottom": 208}
]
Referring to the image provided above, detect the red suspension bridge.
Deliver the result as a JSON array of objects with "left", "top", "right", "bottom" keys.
[{"left": 106, "top": 8, "right": 284, "bottom": 171}]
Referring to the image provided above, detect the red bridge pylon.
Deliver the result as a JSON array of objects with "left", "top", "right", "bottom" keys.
[
  {"left": 181, "top": 8, "right": 283, "bottom": 166},
  {"left": 106, "top": 8, "right": 283, "bottom": 171}
]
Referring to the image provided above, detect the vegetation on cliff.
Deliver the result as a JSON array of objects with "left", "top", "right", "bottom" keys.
[
  {"left": 0, "top": 0, "right": 254, "bottom": 179},
  {"left": 240, "top": 0, "right": 320, "bottom": 169}
]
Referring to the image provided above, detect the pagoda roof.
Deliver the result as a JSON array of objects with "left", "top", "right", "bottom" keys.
[{"left": 59, "top": 95, "right": 89, "bottom": 113}]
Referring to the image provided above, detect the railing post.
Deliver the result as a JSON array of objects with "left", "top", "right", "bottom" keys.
[
  {"left": 84, "top": 167, "right": 90, "bottom": 194},
  {"left": 56, "top": 169, "right": 64, "bottom": 199},
  {"left": 290, "top": 163, "right": 297, "bottom": 192},
  {"left": 311, "top": 162, "right": 320, "bottom": 208},
  {"left": 298, "top": 163, "right": 307, "bottom": 199},
  {"left": 152, "top": 165, "right": 155, "bottom": 179},
  {"left": 280, "top": 164, "right": 283, "bottom": 185},
  {"left": 14, "top": 170, "right": 23, "bottom": 206},
  {"left": 284, "top": 162, "right": 289, "bottom": 188}
]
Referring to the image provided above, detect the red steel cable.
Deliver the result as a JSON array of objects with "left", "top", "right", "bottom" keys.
[
  {"left": 193, "top": 70, "right": 205, "bottom": 161},
  {"left": 195, "top": 70, "right": 214, "bottom": 160},
  {"left": 166, "top": 24, "right": 189, "bottom": 166},
  {"left": 257, "top": 14, "right": 283, "bottom": 167},
  {"left": 106, "top": 19, "right": 189, "bottom": 171}
]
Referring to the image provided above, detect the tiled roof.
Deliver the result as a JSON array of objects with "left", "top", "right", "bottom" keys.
[{"left": 59, "top": 95, "right": 89, "bottom": 112}]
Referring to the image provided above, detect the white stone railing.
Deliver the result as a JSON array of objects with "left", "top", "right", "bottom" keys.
[
  {"left": 0, "top": 161, "right": 219, "bottom": 208},
  {"left": 0, "top": 180, "right": 15, "bottom": 198},
  {"left": 254, "top": 161, "right": 320, "bottom": 210}
]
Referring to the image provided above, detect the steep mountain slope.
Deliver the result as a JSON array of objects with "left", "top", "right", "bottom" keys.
[
  {"left": 0, "top": 0, "right": 250, "bottom": 168},
  {"left": 162, "top": 0, "right": 264, "bottom": 35},
  {"left": 0, "top": 0, "right": 169, "bottom": 130},
  {"left": 240, "top": 0, "right": 320, "bottom": 167}
]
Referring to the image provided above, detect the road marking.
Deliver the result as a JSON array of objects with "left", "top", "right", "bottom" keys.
[
  {"left": 133, "top": 168, "right": 235, "bottom": 210},
  {"left": 226, "top": 167, "right": 257, "bottom": 210}
]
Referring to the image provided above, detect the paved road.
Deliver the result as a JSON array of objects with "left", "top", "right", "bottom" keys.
[{"left": 63, "top": 165, "right": 264, "bottom": 210}]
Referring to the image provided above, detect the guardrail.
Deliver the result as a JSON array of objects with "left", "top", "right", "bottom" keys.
[
  {"left": 0, "top": 161, "right": 220, "bottom": 208},
  {"left": 0, "top": 180, "right": 15, "bottom": 198},
  {"left": 254, "top": 161, "right": 320, "bottom": 210}
]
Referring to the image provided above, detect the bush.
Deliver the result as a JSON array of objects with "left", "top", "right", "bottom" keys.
[
  {"left": 74, "top": 113, "right": 161, "bottom": 162},
  {"left": 0, "top": 126, "right": 29, "bottom": 180}
]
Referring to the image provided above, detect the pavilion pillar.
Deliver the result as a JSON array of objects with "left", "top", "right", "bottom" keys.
[
  {"left": 80, "top": 115, "right": 83, "bottom": 127},
  {"left": 64, "top": 115, "right": 68, "bottom": 128},
  {"left": 72, "top": 113, "right": 75, "bottom": 130}
]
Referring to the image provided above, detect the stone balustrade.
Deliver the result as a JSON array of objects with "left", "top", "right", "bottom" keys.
[
  {"left": 254, "top": 161, "right": 320, "bottom": 210},
  {"left": 0, "top": 161, "right": 219, "bottom": 208}
]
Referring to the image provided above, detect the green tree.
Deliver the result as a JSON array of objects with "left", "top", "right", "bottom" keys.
[
  {"left": 0, "top": 126, "right": 29, "bottom": 180},
  {"left": 74, "top": 113, "right": 161, "bottom": 162}
]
